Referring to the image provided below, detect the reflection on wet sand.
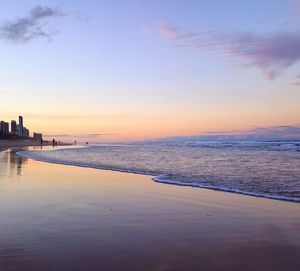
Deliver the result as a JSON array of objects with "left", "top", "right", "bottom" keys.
[
  {"left": 0, "top": 147, "right": 299, "bottom": 271},
  {"left": 0, "top": 145, "right": 64, "bottom": 177},
  {"left": 0, "top": 148, "right": 28, "bottom": 176}
]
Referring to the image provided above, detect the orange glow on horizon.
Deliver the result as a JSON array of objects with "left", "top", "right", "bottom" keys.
[{"left": 1, "top": 98, "right": 299, "bottom": 142}]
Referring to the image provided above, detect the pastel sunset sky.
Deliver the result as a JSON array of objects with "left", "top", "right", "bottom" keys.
[{"left": 1, "top": 0, "right": 300, "bottom": 142}]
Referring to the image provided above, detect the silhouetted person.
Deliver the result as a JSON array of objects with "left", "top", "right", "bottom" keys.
[
  {"left": 52, "top": 138, "right": 55, "bottom": 147},
  {"left": 74, "top": 140, "right": 77, "bottom": 146},
  {"left": 40, "top": 138, "right": 43, "bottom": 145}
]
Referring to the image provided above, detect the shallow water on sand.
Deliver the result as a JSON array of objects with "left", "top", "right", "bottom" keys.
[{"left": 0, "top": 147, "right": 300, "bottom": 271}]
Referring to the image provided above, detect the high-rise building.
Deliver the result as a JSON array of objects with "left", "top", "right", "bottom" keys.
[
  {"left": 0, "top": 121, "right": 9, "bottom": 135},
  {"left": 4, "top": 122, "right": 9, "bottom": 134},
  {"left": 19, "top": 116, "right": 23, "bottom": 127},
  {"left": 16, "top": 125, "right": 21, "bottom": 137},
  {"left": 11, "top": 120, "right": 17, "bottom": 135},
  {"left": 18, "top": 116, "right": 24, "bottom": 137},
  {"left": 33, "top": 133, "right": 43, "bottom": 141},
  {"left": 23, "top": 127, "right": 29, "bottom": 139},
  {"left": 0, "top": 121, "right": 4, "bottom": 134},
  {"left": 0, "top": 116, "right": 31, "bottom": 139}
]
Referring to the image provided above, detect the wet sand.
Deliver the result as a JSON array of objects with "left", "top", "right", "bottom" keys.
[{"left": 0, "top": 147, "right": 300, "bottom": 271}]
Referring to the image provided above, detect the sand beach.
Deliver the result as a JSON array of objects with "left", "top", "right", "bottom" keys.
[{"left": 0, "top": 146, "right": 299, "bottom": 271}]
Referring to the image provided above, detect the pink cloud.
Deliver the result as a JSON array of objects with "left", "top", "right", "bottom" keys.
[
  {"left": 214, "top": 31, "right": 300, "bottom": 80},
  {"left": 157, "top": 22, "right": 179, "bottom": 40},
  {"left": 157, "top": 23, "right": 300, "bottom": 80}
]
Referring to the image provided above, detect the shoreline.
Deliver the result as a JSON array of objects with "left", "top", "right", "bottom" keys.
[
  {"left": 0, "top": 139, "right": 71, "bottom": 153},
  {"left": 16, "top": 146, "right": 300, "bottom": 204}
]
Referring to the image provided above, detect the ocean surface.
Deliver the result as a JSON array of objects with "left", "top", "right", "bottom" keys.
[{"left": 18, "top": 140, "right": 300, "bottom": 202}]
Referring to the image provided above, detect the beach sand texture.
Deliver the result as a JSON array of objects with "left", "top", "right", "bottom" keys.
[{"left": 0, "top": 147, "right": 299, "bottom": 271}]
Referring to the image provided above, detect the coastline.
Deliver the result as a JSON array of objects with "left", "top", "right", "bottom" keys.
[
  {"left": 17, "top": 146, "right": 300, "bottom": 203},
  {"left": 0, "top": 147, "right": 299, "bottom": 270},
  {"left": 0, "top": 139, "right": 71, "bottom": 153}
]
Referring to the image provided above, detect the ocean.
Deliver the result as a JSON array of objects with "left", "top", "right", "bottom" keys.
[{"left": 18, "top": 140, "right": 300, "bottom": 202}]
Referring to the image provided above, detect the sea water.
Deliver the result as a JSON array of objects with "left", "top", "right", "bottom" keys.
[{"left": 18, "top": 140, "right": 300, "bottom": 202}]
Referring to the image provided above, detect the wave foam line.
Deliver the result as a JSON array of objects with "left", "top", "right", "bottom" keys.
[{"left": 153, "top": 176, "right": 300, "bottom": 203}]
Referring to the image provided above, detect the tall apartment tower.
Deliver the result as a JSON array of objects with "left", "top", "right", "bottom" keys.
[
  {"left": 0, "top": 121, "right": 9, "bottom": 134},
  {"left": 11, "top": 120, "right": 17, "bottom": 135},
  {"left": 4, "top": 122, "right": 9, "bottom": 134},
  {"left": 0, "top": 121, "right": 4, "bottom": 134},
  {"left": 18, "top": 116, "right": 24, "bottom": 137}
]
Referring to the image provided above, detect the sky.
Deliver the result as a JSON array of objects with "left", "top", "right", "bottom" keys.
[{"left": 0, "top": 0, "right": 300, "bottom": 142}]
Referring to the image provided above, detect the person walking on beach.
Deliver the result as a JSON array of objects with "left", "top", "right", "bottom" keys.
[{"left": 52, "top": 138, "right": 55, "bottom": 147}]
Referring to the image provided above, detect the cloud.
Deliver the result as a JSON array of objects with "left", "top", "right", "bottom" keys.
[
  {"left": 248, "top": 125, "right": 300, "bottom": 138},
  {"left": 45, "top": 134, "right": 113, "bottom": 138},
  {"left": 207, "top": 125, "right": 300, "bottom": 138},
  {"left": 0, "top": 5, "right": 64, "bottom": 43},
  {"left": 157, "top": 23, "right": 179, "bottom": 39},
  {"left": 157, "top": 23, "right": 300, "bottom": 80},
  {"left": 27, "top": 114, "right": 85, "bottom": 120},
  {"left": 158, "top": 125, "right": 300, "bottom": 142},
  {"left": 199, "top": 126, "right": 300, "bottom": 140}
]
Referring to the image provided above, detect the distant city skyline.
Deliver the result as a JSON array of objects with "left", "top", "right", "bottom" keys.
[
  {"left": 1, "top": 1, "right": 299, "bottom": 142},
  {"left": 0, "top": 115, "right": 35, "bottom": 139}
]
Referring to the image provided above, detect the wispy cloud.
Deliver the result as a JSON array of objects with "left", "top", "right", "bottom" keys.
[
  {"left": 157, "top": 23, "right": 179, "bottom": 39},
  {"left": 27, "top": 114, "right": 85, "bottom": 120},
  {"left": 45, "top": 133, "right": 114, "bottom": 138},
  {"left": 0, "top": 5, "right": 64, "bottom": 44},
  {"left": 199, "top": 125, "right": 300, "bottom": 139},
  {"left": 157, "top": 22, "right": 300, "bottom": 80},
  {"left": 160, "top": 125, "right": 300, "bottom": 142},
  {"left": 246, "top": 125, "right": 300, "bottom": 138}
]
